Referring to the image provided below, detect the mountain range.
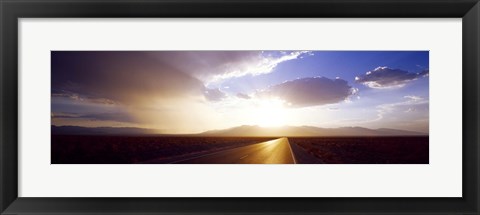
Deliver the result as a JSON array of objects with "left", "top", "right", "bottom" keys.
[
  {"left": 199, "top": 125, "right": 426, "bottom": 136},
  {"left": 52, "top": 125, "right": 427, "bottom": 136}
]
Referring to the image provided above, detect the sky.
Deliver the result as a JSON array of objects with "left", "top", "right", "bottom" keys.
[{"left": 51, "top": 51, "right": 429, "bottom": 134}]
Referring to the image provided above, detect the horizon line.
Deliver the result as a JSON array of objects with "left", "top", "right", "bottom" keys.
[{"left": 51, "top": 124, "right": 429, "bottom": 135}]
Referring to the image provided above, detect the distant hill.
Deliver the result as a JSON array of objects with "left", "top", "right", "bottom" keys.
[
  {"left": 51, "top": 125, "right": 159, "bottom": 135},
  {"left": 199, "top": 125, "right": 427, "bottom": 137},
  {"left": 52, "top": 125, "right": 427, "bottom": 136}
]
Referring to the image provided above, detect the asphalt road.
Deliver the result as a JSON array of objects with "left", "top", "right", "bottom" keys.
[{"left": 173, "top": 137, "right": 296, "bottom": 164}]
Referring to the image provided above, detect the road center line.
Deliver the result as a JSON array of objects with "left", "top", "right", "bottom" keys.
[{"left": 168, "top": 138, "right": 281, "bottom": 164}]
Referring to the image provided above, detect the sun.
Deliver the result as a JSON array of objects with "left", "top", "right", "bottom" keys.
[{"left": 254, "top": 98, "right": 288, "bottom": 127}]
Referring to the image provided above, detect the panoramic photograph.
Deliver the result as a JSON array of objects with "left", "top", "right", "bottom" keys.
[{"left": 51, "top": 51, "right": 429, "bottom": 164}]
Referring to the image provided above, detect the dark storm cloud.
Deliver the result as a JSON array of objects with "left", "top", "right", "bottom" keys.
[
  {"left": 236, "top": 93, "right": 251, "bottom": 99},
  {"left": 355, "top": 67, "right": 429, "bottom": 89},
  {"left": 51, "top": 51, "right": 207, "bottom": 104},
  {"left": 51, "top": 51, "right": 299, "bottom": 105},
  {"left": 259, "top": 77, "right": 355, "bottom": 108}
]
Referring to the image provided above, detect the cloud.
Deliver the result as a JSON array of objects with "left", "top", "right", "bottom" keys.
[
  {"left": 404, "top": 95, "right": 422, "bottom": 101},
  {"left": 419, "top": 69, "right": 429, "bottom": 77},
  {"left": 334, "top": 95, "right": 429, "bottom": 133},
  {"left": 51, "top": 112, "right": 136, "bottom": 123},
  {"left": 327, "top": 107, "right": 339, "bottom": 111},
  {"left": 148, "top": 51, "right": 312, "bottom": 83},
  {"left": 204, "top": 88, "right": 226, "bottom": 101},
  {"left": 236, "top": 93, "right": 251, "bottom": 99},
  {"left": 205, "top": 51, "right": 312, "bottom": 83},
  {"left": 51, "top": 51, "right": 314, "bottom": 130},
  {"left": 375, "top": 95, "right": 429, "bottom": 121},
  {"left": 52, "top": 91, "right": 117, "bottom": 105},
  {"left": 355, "top": 67, "right": 429, "bottom": 89},
  {"left": 258, "top": 77, "right": 356, "bottom": 108},
  {"left": 52, "top": 51, "right": 207, "bottom": 105},
  {"left": 52, "top": 51, "right": 312, "bottom": 105}
]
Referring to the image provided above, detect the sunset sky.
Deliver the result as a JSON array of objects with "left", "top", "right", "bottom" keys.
[{"left": 51, "top": 51, "right": 429, "bottom": 134}]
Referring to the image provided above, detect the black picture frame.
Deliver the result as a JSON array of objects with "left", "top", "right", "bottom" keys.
[{"left": 1, "top": 0, "right": 479, "bottom": 214}]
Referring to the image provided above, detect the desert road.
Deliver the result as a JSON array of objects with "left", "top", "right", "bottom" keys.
[{"left": 172, "top": 137, "right": 296, "bottom": 164}]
